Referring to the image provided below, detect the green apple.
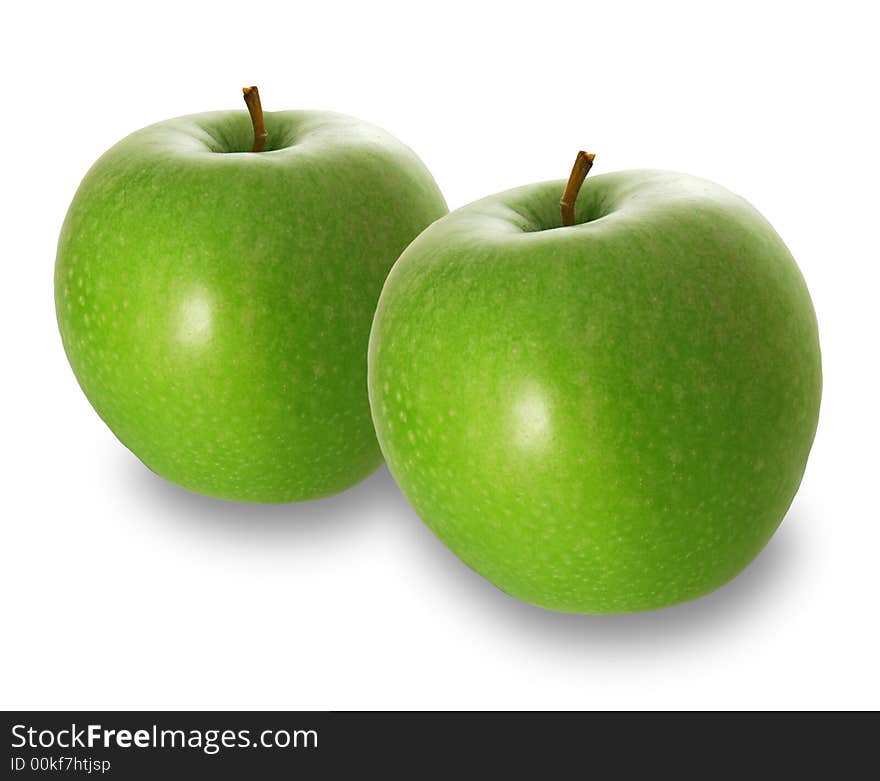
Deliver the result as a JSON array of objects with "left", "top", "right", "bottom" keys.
[
  {"left": 56, "top": 88, "right": 447, "bottom": 502},
  {"left": 368, "top": 160, "right": 821, "bottom": 613}
]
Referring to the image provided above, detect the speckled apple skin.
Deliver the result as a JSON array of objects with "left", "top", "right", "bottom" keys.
[
  {"left": 368, "top": 171, "right": 821, "bottom": 613},
  {"left": 56, "top": 110, "right": 447, "bottom": 502}
]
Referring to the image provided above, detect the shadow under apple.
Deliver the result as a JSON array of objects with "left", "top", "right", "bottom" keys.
[
  {"left": 123, "top": 455, "right": 397, "bottom": 542},
  {"left": 125, "top": 452, "right": 805, "bottom": 647}
]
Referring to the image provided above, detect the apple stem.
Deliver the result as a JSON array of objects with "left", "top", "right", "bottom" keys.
[
  {"left": 560, "top": 151, "right": 596, "bottom": 227},
  {"left": 242, "top": 86, "right": 268, "bottom": 153}
]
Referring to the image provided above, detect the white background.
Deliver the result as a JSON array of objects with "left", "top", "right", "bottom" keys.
[{"left": 1, "top": 0, "right": 878, "bottom": 709}]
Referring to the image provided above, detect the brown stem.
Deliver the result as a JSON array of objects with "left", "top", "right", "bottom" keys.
[
  {"left": 242, "top": 86, "right": 267, "bottom": 152},
  {"left": 560, "top": 151, "right": 596, "bottom": 227}
]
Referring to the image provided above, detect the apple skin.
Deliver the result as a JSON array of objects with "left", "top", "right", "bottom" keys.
[
  {"left": 368, "top": 170, "right": 821, "bottom": 613},
  {"left": 56, "top": 110, "right": 447, "bottom": 502}
]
